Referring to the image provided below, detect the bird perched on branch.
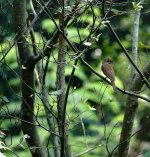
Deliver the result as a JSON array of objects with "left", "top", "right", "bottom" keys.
[{"left": 101, "top": 57, "right": 116, "bottom": 91}]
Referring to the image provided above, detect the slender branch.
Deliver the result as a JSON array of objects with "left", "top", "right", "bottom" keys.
[
  {"left": 32, "top": 1, "right": 80, "bottom": 65},
  {"left": 101, "top": 0, "right": 150, "bottom": 90},
  {"left": 49, "top": 22, "right": 150, "bottom": 103},
  {"left": 60, "top": 59, "right": 78, "bottom": 157},
  {"left": 110, "top": 127, "right": 143, "bottom": 156},
  {"left": 74, "top": 144, "right": 102, "bottom": 157},
  {"left": 40, "top": 10, "right": 150, "bottom": 103},
  {"left": 80, "top": 58, "right": 150, "bottom": 102},
  {"left": 28, "top": 14, "right": 60, "bottom": 156},
  {"left": 27, "top": 19, "right": 38, "bottom": 56},
  {"left": 106, "top": 23, "right": 150, "bottom": 89},
  {"left": 1, "top": 113, "right": 60, "bottom": 137},
  {"left": 29, "top": 0, "right": 37, "bottom": 17},
  {"left": 31, "top": 0, "right": 52, "bottom": 27},
  {"left": 0, "top": 42, "right": 15, "bottom": 62}
]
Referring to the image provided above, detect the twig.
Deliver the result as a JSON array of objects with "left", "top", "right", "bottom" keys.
[
  {"left": 29, "top": 0, "right": 37, "bottom": 17},
  {"left": 80, "top": 58, "right": 150, "bottom": 103},
  {"left": 32, "top": 1, "right": 80, "bottom": 65},
  {"left": 74, "top": 144, "right": 103, "bottom": 157},
  {"left": 101, "top": 0, "right": 150, "bottom": 90}
]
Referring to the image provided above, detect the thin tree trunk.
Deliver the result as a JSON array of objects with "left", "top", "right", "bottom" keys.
[
  {"left": 131, "top": 0, "right": 144, "bottom": 75},
  {"left": 41, "top": 88, "right": 60, "bottom": 157},
  {"left": 56, "top": 21, "right": 66, "bottom": 137},
  {"left": 118, "top": 62, "right": 150, "bottom": 157},
  {"left": 13, "top": 1, "right": 47, "bottom": 157},
  {"left": 118, "top": 2, "right": 144, "bottom": 156},
  {"left": 37, "top": 62, "right": 60, "bottom": 157},
  {"left": 56, "top": 0, "right": 72, "bottom": 156},
  {"left": 28, "top": 18, "right": 60, "bottom": 157}
]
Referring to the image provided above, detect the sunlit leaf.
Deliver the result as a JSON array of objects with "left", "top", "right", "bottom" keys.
[
  {"left": 83, "top": 41, "right": 92, "bottom": 46},
  {"left": 88, "top": 105, "right": 96, "bottom": 111}
]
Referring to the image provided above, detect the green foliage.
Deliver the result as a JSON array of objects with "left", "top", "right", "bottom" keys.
[
  {"left": 67, "top": 27, "right": 90, "bottom": 43},
  {"left": 1, "top": 0, "right": 150, "bottom": 156},
  {"left": 42, "top": 19, "right": 59, "bottom": 33}
]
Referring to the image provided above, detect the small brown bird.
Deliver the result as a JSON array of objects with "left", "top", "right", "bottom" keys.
[{"left": 101, "top": 57, "right": 116, "bottom": 91}]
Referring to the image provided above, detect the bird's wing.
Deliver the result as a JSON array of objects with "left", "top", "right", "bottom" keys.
[{"left": 101, "top": 63, "right": 115, "bottom": 82}]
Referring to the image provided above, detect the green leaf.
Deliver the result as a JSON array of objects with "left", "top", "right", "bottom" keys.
[{"left": 42, "top": 19, "right": 59, "bottom": 33}]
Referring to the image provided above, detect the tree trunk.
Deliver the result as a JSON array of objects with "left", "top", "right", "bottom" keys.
[
  {"left": 118, "top": 62, "right": 150, "bottom": 157},
  {"left": 13, "top": 1, "right": 47, "bottom": 157}
]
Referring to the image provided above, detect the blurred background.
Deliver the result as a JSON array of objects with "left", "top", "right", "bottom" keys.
[{"left": 0, "top": 0, "right": 150, "bottom": 156}]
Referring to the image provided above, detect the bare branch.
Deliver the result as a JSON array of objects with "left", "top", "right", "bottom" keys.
[{"left": 101, "top": 0, "right": 150, "bottom": 90}]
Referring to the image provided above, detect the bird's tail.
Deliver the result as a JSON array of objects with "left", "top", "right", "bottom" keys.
[{"left": 111, "top": 81, "right": 116, "bottom": 91}]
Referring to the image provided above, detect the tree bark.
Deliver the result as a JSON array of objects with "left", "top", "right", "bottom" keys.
[
  {"left": 13, "top": 1, "right": 47, "bottom": 157},
  {"left": 131, "top": 0, "right": 144, "bottom": 75},
  {"left": 118, "top": 62, "right": 150, "bottom": 157},
  {"left": 56, "top": 0, "right": 72, "bottom": 156},
  {"left": 37, "top": 62, "right": 60, "bottom": 157}
]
